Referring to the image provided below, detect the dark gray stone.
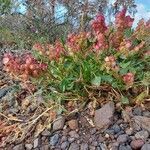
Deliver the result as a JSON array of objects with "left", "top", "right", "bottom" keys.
[
  {"left": 68, "top": 137, "right": 75, "bottom": 143},
  {"left": 69, "top": 131, "right": 79, "bottom": 138},
  {"left": 135, "top": 130, "right": 149, "bottom": 140},
  {"left": 143, "top": 111, "right": 150, "bottom": 117},
  {"left": 61, "top": 136, "right": 67, "bottom": 143},
  {"left": 40, "top": 145, "right": 50, "bottom": 150},
  {"left": 92, "top": 141, "right": 98, "bottom": 146},
  {"left": 105, "top": 129, "right": 115, "bottom": 135},
  {"left": 53, "top": 116, "right": 65, "bottom": 131},
  {"left": 96, "top": 147, "right": 101, "bottom": 150},
  {"left": 61, "top": 141, "right": 69, "bottom": 149},
  {"left": 99, "top": 143, "right": 107, "bottom": 150},
  {"left": 90, "top": 128, "right": 97, "bottom": 135},
  {"left": 133, "top": 116, "right": 150, "bottom": 132},
  {"left": 41, "top": 130, "right": 51, "bottom": 136},
  {"left": 117, "top": 134, "right": 128, "bottom": 143},
  {"left": 69, "top": 143, "right": 80, "bottom": 150},
  {"left": 119, "top": 145, "right": 132, "bottom": 150},
  {"left": 133, "top": 107, "right": 142, "bottom": 116},
  {"left": 115, "top": 130, "right": 125, "bottom": 137},
  {"left": 80, "top": 143, "right": 88, "bottom": 150},
  {"left": 49, "top": 134, "right": 60, "bottom": 146},
  {"left": 112, "top": 124, "right": 121, "bottom": 134},
  {"left": 94, "top": 102, "right": 115, "bottom": 129}
]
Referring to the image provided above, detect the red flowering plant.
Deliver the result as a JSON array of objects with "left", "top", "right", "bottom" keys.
[
  {"left": 3, "top": 8, "right": 150, "bottom": 105},
  {"left": 3, "top": 52, "right": 47, "bottom": 80}
]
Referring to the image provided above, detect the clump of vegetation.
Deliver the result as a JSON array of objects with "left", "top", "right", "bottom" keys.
[{"left": 3, "top": 9, "right": 150, "bottom": 109}]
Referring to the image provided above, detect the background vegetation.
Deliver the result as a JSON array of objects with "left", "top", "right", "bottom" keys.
[{"left": 0, "top": 0, "right": 137, "bottom": 49}]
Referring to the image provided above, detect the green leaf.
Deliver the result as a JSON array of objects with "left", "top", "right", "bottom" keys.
[
  {"left": 119, "top": 68, "right": 128, "bottom": 75},
  {"left": 112, "top": 82, "right": 118, "bottom": 88},
  {"left": 102, "top": 75, "right": 113, "bottom": 83},
  {"left": 91, "top": 76, "right": 101, "bottom": 86},
  {"left": 121, "top": 96, "right": 129, "bottom": 105},
  {"left": 120, "top": 61, "right": 131, "bottom": 68}
]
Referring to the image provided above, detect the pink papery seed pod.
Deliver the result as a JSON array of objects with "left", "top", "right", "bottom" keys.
[
  {"left": 91, "top": 13, "right": 107, "bottom": 34},
  {"left": 105, "top": 56, "right": 116, "bottom": 67},
  {"left": 3, "top": 57, "right": 10, "bottom": 65},
  {"left": 123, "top": 72, "right": 134, "bottom": 86}
]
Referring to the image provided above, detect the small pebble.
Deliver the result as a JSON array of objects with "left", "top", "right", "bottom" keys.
[
  {"left": 143, "top": 111, "right": 150, "bottom": 117},
  {"left": 119, "top": 145, "right": 132, "bottom": 150},
  {"left": 90, "top": 128, "right": 97, "bottom": 135},
  {"left": 133, "top": 107, "right": 142, "bottom": 116},
  {"left": 105, "top": 133, "right": 110, "bottom": 138},
  {"left": 115, "top": 130, "right": 125, "bottom": 137},
  {"left": 61, "top": 141, "right": 69, "bottom": 149},
  {"left": 68, "top": 137, "right": 75, "bottom": 143},
  {"left": 68, "top": 119, "right": 78, "bottom": 130},
  {"left": 125, "top": 128, "right": 134, "bottom": 135},
  {"left": 77, "top": 140, "right": 81, "bottom": 144},
  {"left": 92, "top": 141, "right": 98, "bottom": 146},
  {"left": 130, "top": 139, "right": 144, "bottom": 149},
  {"left": 135, "top": 130, "right": 149, "bottom": 141},
  {"left": 80, "top": 143, "right": 88, "bottom": 150},
  {"left": 105, "top": 129, "right": 115, "bottom": 135},
  {"left": 49, "top": 134, "right": 60, "bottom": 146},
  {"left": 41, "top": 130, "right": 51, "bottom": 136},
  {"left": 69, "top": 131, "right": 79, "bottom": 138},
  {"left": 34, "top": 138, "right": 39, "bottom": 148},
  {"left": 109, "top": 142, "right": 119, "bottom": 150},
  {"left": 89, "top": 145, "right": 96, "bottom": 150},
  {"left": 98, "top": 135, "right": 104, "bottom": 142},
  {"left": 112, "top": 124, "right": 121, "bottom": 134},
  {"left": 117, "top": 134, "right": 128, "bottom": 143},
  {"left": 25, "top": 144, "right": 33, "bottom": 150},
  {"left": 99, "top": 143, "right": 107, "bottom": 150},
  {"left": 69, "top": 142, "right": 80, "bottom": 150},
  {"left": 53, "top": 116, "right": 65, "bottom": 131},
  {"left": 40, "top": 145, "right": 49, "bottom": 150},
  {"left": 141, "top": 144, "right": 150, "bottom": 150},
  {"left": 61, "top": 136, "right": 67, "bottom": 143},
  {"left": 13, "top": 144, "right": 24, "bottom": 150}
]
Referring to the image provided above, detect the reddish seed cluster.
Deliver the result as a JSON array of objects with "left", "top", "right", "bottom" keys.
[
  {"left": 67, "top": 32, "right": 90, "bottom": 53},
  {"left": 118, "top": 39, "right": 132, "bottom": 56},
  {"left": 32, "top": 43, "right": 46, "bottom": 55},
  {"left": 115, "top": 8, "right": 134, "bottom": 30},
  {"left": 3, "top": 53, "right": 47, "bottom": 80},
  {"left": 104, "top": 56, "right": 135, "bottom": 86},
  {"left": 33, "top": 41, "right": 64, "bottom": 60},
  {"left": 133, "top": 19, "right": 150, "bottom": 41},
  {"left": 123, "top": 72, "right": 134, "bottom": 86},
  {"left": 91, "top": 13, "right": 107, "bottom": 34},
  {"left": 109, "top": 9, "right": 134, "bottom": 49},
  {"left": 109, "top": 31, "right": 124, "bottom": 49},
  {"left": 91, "top": 13, "right": 108, "bottom": 52},
  {"left": 93, "top": 33, "right": 108, "bottom": 52},
  {"left": 104, "top": 56, "right": 119, "bottom": 72}
]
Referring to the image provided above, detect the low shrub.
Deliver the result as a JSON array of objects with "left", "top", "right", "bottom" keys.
[{"left": 3, "top": 8, "right": 150, "bottom": 107}]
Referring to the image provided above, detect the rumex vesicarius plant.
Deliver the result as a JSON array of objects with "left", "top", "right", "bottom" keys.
[{"left": 3, "top": 8, "right": 150, "bottom": 106}]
